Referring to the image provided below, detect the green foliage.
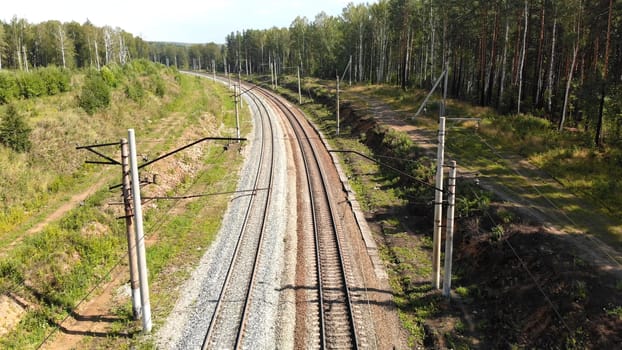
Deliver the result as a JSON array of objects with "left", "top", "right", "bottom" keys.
[
  {"left": 383, "top": 128, "right": 414, "bottom": 158},
  {"left": 1, "top": 67, "right": 71, "bottom": 103},
  {"left": 490, "top": 225, "right": 505, "bottom": 242},
  {"left": 0, "top": 259, "right": 23, "bottom": 288},
  {"left": 16, "top": 70, "right": 47, "bottom": 98},
  {"left": 0, "top": 104, "right": 32, "bottom": 152},
  {"left": 37, "top": 66, "right": 71, "bottom": 95},
  {"left": 605, "top": 305, "right": 622, "bottom": 319},
  {"left": 497, "top": 207, "right": 515, "bottom": 224},
  {"left": 125, "top": 80, "right": 145, "bottom": 102},
  {"left": 455, "top": 286, "right": 470, "bottom": 298},
  {"left": 457, "top": 189, "right": 491, "bottom": 218},
  {"left": 126, "top": 58, "right": 159, "bottom": 76},
  {"left": 153, "top": 76, "right": 166, "bottom": 97},
  {"left": 0, "top": 71, "right": 19, "bottom": 104},
  {"left": 78, "top": 70, "right": 111, "bottom": 114},
  {"left": 98, "top": 65, "right": 121, "bottom": 88}
]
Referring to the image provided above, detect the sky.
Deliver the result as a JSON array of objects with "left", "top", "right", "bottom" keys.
[{"left": 2, "top": 0, "right": 375, "bottom": 44}]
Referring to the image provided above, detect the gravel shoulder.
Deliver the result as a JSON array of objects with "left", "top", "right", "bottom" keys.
[{"left": 156, "top": 86, "right": 293, "bottom": 348}]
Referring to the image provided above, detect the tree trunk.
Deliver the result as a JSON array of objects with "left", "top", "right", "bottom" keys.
[
  {"left": 498, "top": 12, "right": 510, "bottom": 108},
  {"left": 58, "top": 24, "right": 66, "bottom": 68},
  {"left": 512, "top": 11, "right": 522, "bottom": 85},
  {"left": 517, "top": 0, "right": 528, "bottom": 114},
  {"left": 358, "top": 22, "right": 363, "bottom": 82},
  {"left": 478, "top": 5, "right": 488, "bottom": 106},
  {"left": 547, "top": 14, "right": 557, "bottom": 114},
  {"left": 22, "top": 44, "right": 28, "bottom": 72},
  {"left": 535, "top": 1, "right": 545, "bottom": 107},
  {"left": 486, "top": 7, "right": 499, "bottom": 105},
  {"left": 94, "top": 39, "right": 100, "bottom": 70},
  {"left": 560, "top": 43, "right": 578, "bottom": 131},
  {"left": 594, "top": 0, "right": 613, "bottom": 147}
]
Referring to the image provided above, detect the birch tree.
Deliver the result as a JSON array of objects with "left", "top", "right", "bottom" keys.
[
  {"left": 58, "top": 23, "right": 66, "bottom": 68},
  {"left": 559, "top": 6, "right": 582, "bottom": 131}
]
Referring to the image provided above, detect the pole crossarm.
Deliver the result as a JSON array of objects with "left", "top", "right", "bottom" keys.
[
  {"left": 107, "top": 136, "right": 247, "bottom": 190},
  {"left": 141, "top": 187, "right": 268, "bottom": 201},
  {"left": 328, "top": 149, "right": 444, "bottom": 193},
  {"left": 76, "top": 141, "right": 121, "bottom": 149},
  {"left": 138, "top": 136, "right": 246, "bottom": 169},
  {"left": 238, "top": 83, "right": 264, "bottom": 97},
  {"left": 445, "top": 117, "right": 482, "bottom": 122},
  {"left": 76, "top": 142, "right": 122, "bottom": 166}
]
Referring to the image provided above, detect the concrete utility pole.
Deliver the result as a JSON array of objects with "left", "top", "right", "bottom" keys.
[
  {"left": 274, "top": 61, "right": 278, "bottom": 89},
  {"left": 212, "top": 59, "right": 216, "bottom": 81},
  {"left": 349, "top": 55, "right": 352, "bottom": 86},
  {"left": 442, "top": 63, "right": 449, "bottom": 117},
  {"left": 128, "top": 129, "right": 152, "bottom": 333},
  {"left": 443, "top": 160, "right": 457, "bottom": 298},
  {"left": 234, "top": 85, "right": 240, "bottom": 141},
  {"left": 120, "top": 139, "right": 141, "bottom": 320},
  {"left": 432, "top": 117, "right": 446, "bottom": 289},
  {"left": 269, "top": 56, "right": 274, "bottom": 89},
  {"left": 224, "top": 57, "right": 228, "bottom": 82},
  {"left": 297, "top": 66, "right": 302, "bottom": 104},
  {"left": 336, "top": 72, "right": 341, "bottom": 136},
  {"left": 238, "top": 69, "right": 243, "bottom": 108}
]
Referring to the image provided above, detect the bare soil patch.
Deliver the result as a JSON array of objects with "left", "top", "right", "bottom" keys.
[{"left": 0, "top": 294, "right": 27, "bottom": 338}]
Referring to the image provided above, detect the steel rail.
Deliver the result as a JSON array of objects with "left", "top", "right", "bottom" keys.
[
  {"left": 201, "top": 78, "right": 276, "bottom": 349},
  {"left": 256, "top": 87, "right": 360, "bottom": 349}
]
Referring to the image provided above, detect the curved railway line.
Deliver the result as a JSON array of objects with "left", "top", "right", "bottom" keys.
[
  {"left": 185, "top": 72, "right": 366, "bottom": 348},
  {"left": 201, "top": 85, "right": 276, "bottom": 349},
  {"left": 253, "top": 87, "right": 362, "bottom": 348}
]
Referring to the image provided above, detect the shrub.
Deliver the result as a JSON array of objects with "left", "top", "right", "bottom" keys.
[
  {"left": 100, "top": 65, "right": 120, "bottom": 88},
  {"left": 490, "top": 224, "right": 505, "bottom": 241},
  {"left": 153, "top": 76, "right": 166, "bottom": 97},
  {"left": 126, "top": 59, "right": 157, "bottom": 76},
  {"left": 38, "top": 66, "right": 71, "bottom": 95},
  {"left": 125, "top": 80, "right": 145, "bottom": 102},
  {"left": 0, "top": 104, "right": 32, "bottom": 152},
  {"left": 78, "top": 71, "right": 111, "bottom": 115},
  {"left": 16, "top": 71, "right": 46, "bottom": 98},
  {"left": 0, "top": 72, "right": 19, "bottom": 104}
]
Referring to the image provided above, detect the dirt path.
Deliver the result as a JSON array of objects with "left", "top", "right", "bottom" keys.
[
  {"left": 343, "top": 90, "right": 622, "bottom": 279},
  {"left": 28, "top": 177, "right": 111, "bottom": 236}
]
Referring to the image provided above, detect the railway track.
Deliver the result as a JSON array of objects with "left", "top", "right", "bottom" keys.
[
  {"left": 201, "top": 84, "right": 276, "bottom": 349},
  {"left": 254, "top": 87, "right": 361, "bottom": 349},
  {"left": 189, "top": 72, "right": 363, "bottom": 348}
]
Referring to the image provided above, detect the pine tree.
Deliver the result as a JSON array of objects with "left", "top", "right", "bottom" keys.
[{"left": 0, "top": 104, "right": 32, "bottom": 152}]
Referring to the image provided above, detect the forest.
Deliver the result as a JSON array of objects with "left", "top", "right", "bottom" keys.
[{"left": 1, "top": 0, "right": 621, "bottom": 147}]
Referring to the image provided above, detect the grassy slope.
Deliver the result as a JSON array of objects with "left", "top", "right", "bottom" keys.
[
  {"left": 347, "top": 84, "right": 622, "bottom": 245},
  {"left": 0, "top": 69, "right": 250, "bottom": 349}
]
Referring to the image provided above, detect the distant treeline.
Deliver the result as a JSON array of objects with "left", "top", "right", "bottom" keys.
[
  {"left": 2, "top": 0, "right": 621, "bottom": 146},
  {"left": 218, "top": 0, "right": 622, "bottom": 146},
  {"left": 0, "top": 16, "right": 220, "bottom": 71}
]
